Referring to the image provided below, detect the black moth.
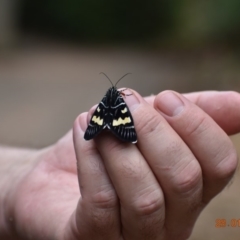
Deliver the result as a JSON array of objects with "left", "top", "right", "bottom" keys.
[{"left": 84, "top": 73, "right": 137, "bottom": 144}]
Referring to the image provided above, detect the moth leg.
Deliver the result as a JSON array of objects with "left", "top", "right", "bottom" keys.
[
  {"left": 119, "top": 88, "right": 128, "bottom": 92},
  {"left": 119, "top": 88, "right": 133, "bottom": 97}
]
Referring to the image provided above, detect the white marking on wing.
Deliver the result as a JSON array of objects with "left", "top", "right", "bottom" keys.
[
  {"left": 100, "top": 101, "right": 108, "bottom": 108},
  {"left": 121, "top": 107, "right": 127, "bottom": 113},
  {"left": 110, "top": 102, "right": 126, "bottom": 108}
]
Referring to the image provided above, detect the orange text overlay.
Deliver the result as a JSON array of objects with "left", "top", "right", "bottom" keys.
[{"left": 216, "top": 219, "right": 240, "bottom": 228}]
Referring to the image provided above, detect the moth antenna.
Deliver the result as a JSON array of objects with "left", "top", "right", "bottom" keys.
[
  {"left": 115, "top": 73, "right": 132, "bottom": 87},
  {"left": 99, "top": 72, "right": 114, "bottom": 86}
]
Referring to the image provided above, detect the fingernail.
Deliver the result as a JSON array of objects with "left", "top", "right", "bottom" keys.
[
  {"left": 120, "top": 88, "right": 140, "bottom": 112},
  {"left": 157, "top": 91, "right": 184, "bottom": 116}
]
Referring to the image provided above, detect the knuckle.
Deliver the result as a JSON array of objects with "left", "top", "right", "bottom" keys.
[
  {"left": 91, "top": 189, "right": 118, "bottom": 209},
  {"left": 215, "top": 150, "right": 238, "bottom": 180},
  {"left": 84, "top": 190, "right": 118, "bottom": 233},
  {"left": 172, "top": 163, "right": 202, "bottom": 194},
  {"left": 133, "top": 190, "right": 164, "bottom": 216},
  {"left": 185, "top": 114, "right": 208, "bottom": 137}
]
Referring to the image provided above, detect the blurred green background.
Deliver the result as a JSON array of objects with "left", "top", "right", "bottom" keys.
[
  {"left": 19, "top": 0, "right": 240, "bottom": 45},
  {"left": 1, "top": 0, "right": 240, "bottom": 46},
  {"left": 0, "top": 1, "right": 240, "bottom": 239}
]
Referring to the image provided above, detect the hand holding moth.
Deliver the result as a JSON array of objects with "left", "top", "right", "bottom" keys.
[
  {"left": 1, "top": 90, "right": 238, "bottom": 240},
  {"left": 73, "top": 90, "right": 238, "bottom": 240}
]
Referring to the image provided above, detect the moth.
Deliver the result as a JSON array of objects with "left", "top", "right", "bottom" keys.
[{"left": 84, "top": 73, "right": 137, "bottom": 143}]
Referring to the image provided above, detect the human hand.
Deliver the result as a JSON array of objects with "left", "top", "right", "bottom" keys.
[
  {"left": 2, "top": 90, "right": 239, "bottom": 240},
  {"left": 72, "top": 90, "right": 238, "bottom": 239}
]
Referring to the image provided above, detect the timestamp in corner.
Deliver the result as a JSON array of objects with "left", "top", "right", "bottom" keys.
[{"left": 215, "top": 219, "right": 240, "bottom": 228}]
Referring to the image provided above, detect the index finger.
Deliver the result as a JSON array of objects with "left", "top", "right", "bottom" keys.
[
  {"left": 184, "top": 91, "right": 240, "bottom": 135},
  {"left": 145, "top": 91, "right": 240, "bottom": 135}
]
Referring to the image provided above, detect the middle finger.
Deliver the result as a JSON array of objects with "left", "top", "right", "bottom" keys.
[{"left": 93, "top": 94, "right": 165, "bottom": 240}]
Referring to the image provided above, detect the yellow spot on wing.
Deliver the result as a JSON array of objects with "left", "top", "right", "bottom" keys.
[
  {"left": 92, "top": 116, "right": 103, "bottom": 125},
  {"left": 113, "top": 117, "right": 131, "bottom": 126},
  {"left": 97, "top": 107, "right": 100, "bottom": 112},
  {"left": 121, "top": 107, "right": 127, "bottom": 113}
]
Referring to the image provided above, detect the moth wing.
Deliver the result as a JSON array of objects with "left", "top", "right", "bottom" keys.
[
  {"left": 84, "top": 96, "right": 107, "bottom": 140},
  {"left": 109, "top": 96, "right": 137, "bottom": 143}
]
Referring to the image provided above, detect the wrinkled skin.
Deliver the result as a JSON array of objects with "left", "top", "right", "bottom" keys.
[{"left": 1, "top": 90, "right": 239, "bottom": 240}]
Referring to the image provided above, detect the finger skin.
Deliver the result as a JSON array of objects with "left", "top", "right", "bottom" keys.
[
  {"left": 145, "top": 91, "right": 240, "bottom": 135},
  {"left": 81, "top": 90, "right": 238, "bottom": 240},
  {"left": 73, "top": 112, "right": 121, "bottom": 240},
  {"left": 184, "top": 91, "right": 240, "bottom": 135},
  {"left": 155, "top": 91, "right": 238, "bottom": 202},
  {"left": 93, "top": 90, "right": 165, "bottom": 240},
  {"left": 95, "top": 134, "right": 165, "bottom": 240},
  {"left": 121, "top": 90, "right": 203, "bottom": 240}
]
